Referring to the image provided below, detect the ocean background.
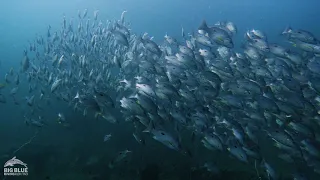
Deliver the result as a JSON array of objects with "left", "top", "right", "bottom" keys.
[{"left": 0, "top": 0, "right": 320, "bottom": 179}]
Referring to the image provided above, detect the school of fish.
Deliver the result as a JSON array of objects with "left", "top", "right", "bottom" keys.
[{"left": 1, "top": 9, "right": 320, "bottom": 179}]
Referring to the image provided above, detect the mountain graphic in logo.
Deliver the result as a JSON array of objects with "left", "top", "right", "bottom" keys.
[{"left": 4, "top": 157, "right": 27, "bottom": 168}]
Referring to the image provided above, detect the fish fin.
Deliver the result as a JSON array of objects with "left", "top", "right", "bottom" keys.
[
  {"left": 198, "top": 20, "right": 209, "bottom": 31},
  {"left": 259, "top": 158, "right": 266, "bottom": 168},
  {"left": 282, "top": 26, "right": 292, "bottom": 35},
  {"left": 142, "top": 120, "right": 155, "bottom": 133}
]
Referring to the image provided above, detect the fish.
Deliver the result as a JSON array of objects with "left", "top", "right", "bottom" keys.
[
  {"left": 14, "top": 74, "right": 20, "bottom": 85},
  {"left": 57, "top": 113, "right": 66, "bottom": 124},
  {"left": 99, "top": 112, "right": 118, "bottom": 124},
  {"left": 21, "top": 55, "right": 30, "bottom": 72},
  {"left": 199, "top": 20, "right": 234, "bottom": 48},
  {"left": 51, "top": 79, "right": 62, "bottom": 93},
  {"left": 104, "top": 134, "right": 112, "bottom": 142},
  {"left": 10, "top": 87, "right": 19, "bottom": 96},
  {"left": 262, "top": 160, "right": 278, "bottom": 180},
  {"left": 108, "top": 149, "right": 131, "bottom": 168},
  {"left": 136, "top": 83, "right": 156, "bottom": 98},
  {"left": 93, "top": 90, "right": 115, "bottom": 108},
  {"left": 202, "top": 133, "right": 223, "bottom": 151},
  {"left": 139, "top": 36, "right": 162, "bottom": 56},
  {"left": 112, "top": 30, "right": 129, "bottom": 47},
  {"left": 3, "top": 9, "right": 320, "bottom": 179},
  {"left": 203, "top": 162, "right": 220, "bottom": 174},
  {"left": 5, "top": 73, "right": 10, "bottom": 83},
  {"left": 25, "top": 95, "right": 35, "bottom": 106},
  {"left": 130, "top": 93, "right": 158, "bottom": 114},
  {"left": 25, "top": 117, "right": 44, "bottom": 127},
  {"left": 250, "top": 29, "right": 267, "bottom": 40},
  {"left": 283, "top": 27, "right": 318, "bottom": 44},
  {"left": 227, "top": 138, "right": 248, "bottom": 163},
  {"left": 145, "top": 128, "right": 181, "bottom": 151}
]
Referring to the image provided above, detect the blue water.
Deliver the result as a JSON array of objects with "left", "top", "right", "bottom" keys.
[{"left": 1, "top": 0, "right": 320, "bottom": 179}]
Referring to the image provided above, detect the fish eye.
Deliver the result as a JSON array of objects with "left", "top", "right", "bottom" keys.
[
  {"left": 297, "top": 31, "right": 302, "bottom": 34},
  {"left": 161, "top": 132, "right": 165, "bottom": 135},
  {"left": 234, "top": 145, "right": 237, "bottom": 148}
]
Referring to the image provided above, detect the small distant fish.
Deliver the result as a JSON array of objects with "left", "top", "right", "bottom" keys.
[
  {"left": 104, "top": 134, "right": 112, "bottom": 142},
  {"left": 93, "top": 10, "right": 99, "bottom": 21},
  {"left": 21, "top": 55, "right": 30, "bottom": 72},
  {"left": 25, "top": 95, "right": 35, "bottom": 106},
  {"left": 14, "top": 74, "right": 19, "bottom": 85},
  {"left": 10, "top": 87, "right": 19, "bottom": 96},
  {"left": 5, "top": 73, "right": 10, "bottom": 83},
  {"left": 181, "top": 26, "right": 185, "bottom": 39},
  {"left": 24, "top": 116, "right": 44, "bottom": 127},
  {"left": 51, "top": 79, "right": 62, "bottom": 93},
  {"left": 57, "top": 113, "right": 66, "bottom": 124},
  {"left": 203, "top": 162, "right": 220, "bottom": 174},
  {"left": 83, "top": 9, "right": 88, "bottom": 19},
  {"left": 108, "top": 149, "right": 131, "bottom": 168},
  {"left": 120, "top": 10, "right": 127, "bottom": 25},
  {"left": 262, "top": 160, "right": 278, "bottom": 180},
  {"left": 99, "top": 112, "right": 118, "bottom": 124}
]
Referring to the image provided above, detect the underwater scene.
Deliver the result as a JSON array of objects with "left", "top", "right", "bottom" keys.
[{"left": 1, "top": 0, "right": 320, "bottom": 179}]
